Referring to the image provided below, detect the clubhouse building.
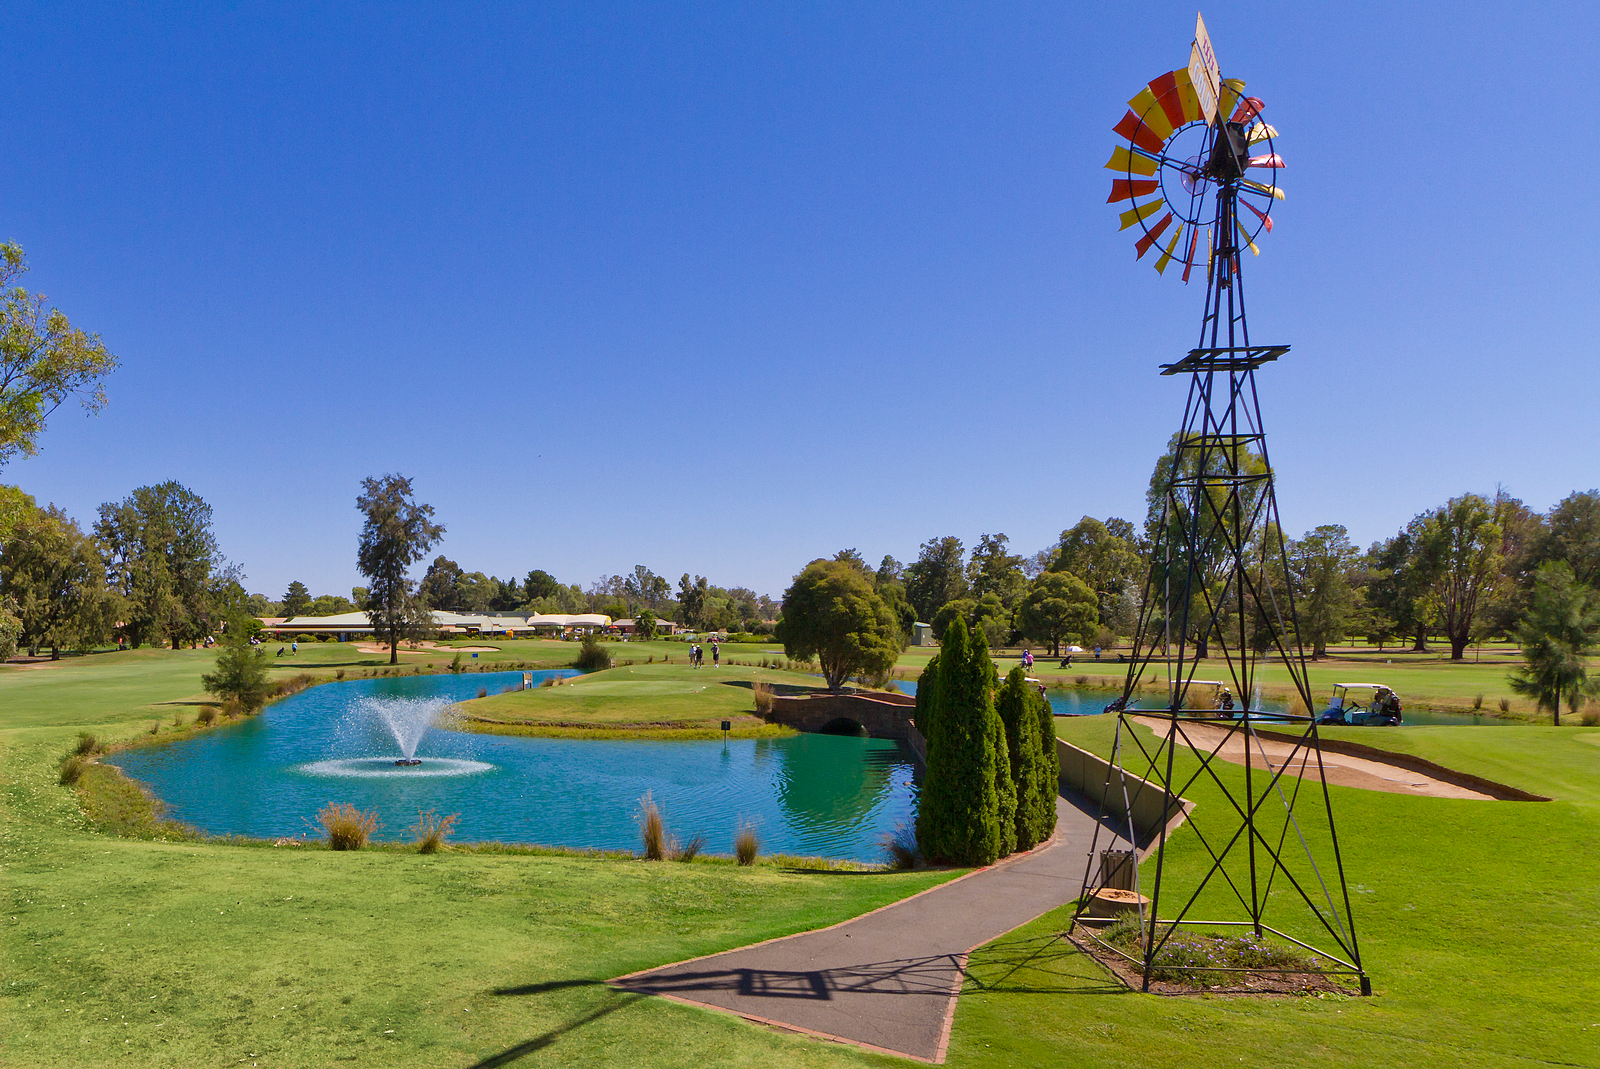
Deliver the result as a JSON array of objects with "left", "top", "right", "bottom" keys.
[{"left": 261, "top": 611, "right": 676, "bottom": 642}]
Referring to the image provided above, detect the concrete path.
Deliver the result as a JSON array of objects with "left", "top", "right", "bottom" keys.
[{"left": 611, "top": 794, "right": 1122, "bottom": 1063}]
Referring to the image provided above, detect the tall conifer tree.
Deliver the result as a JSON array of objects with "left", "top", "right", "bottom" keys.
[{"left": 916, "top": 620, "right": 1010, "bottom": 865}]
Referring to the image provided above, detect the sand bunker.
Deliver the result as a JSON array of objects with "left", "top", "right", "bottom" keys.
[{"left": 1129, "top": 716, "right": 1495, "bottom": 800}]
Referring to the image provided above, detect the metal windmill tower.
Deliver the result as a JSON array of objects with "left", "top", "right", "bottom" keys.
[{"left": 1071, "top": 14, "right": 1370, "bottom": 996}]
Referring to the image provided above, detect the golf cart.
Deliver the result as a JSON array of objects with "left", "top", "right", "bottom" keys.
[{"left": 1318, "top": 683, "right": 1403, "bottom": 726}]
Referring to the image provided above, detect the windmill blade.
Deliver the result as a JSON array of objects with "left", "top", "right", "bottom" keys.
[
  {"left": 1108, "top": 178, "right": 1159, "bottom": 203},
  {"left": 1119, "top": 199, "right": 1166, "bottom": 230},
  {"left": 1248, "top": 153, "right": 1286, "bottom": 169},
  {"left": 1134, "top": 213, "right": 1174, "bottom": 259},
  {"left": 1241, "top": 198, "right": 1275, "bottom": 233},
  {"left": 1230, "top": 96, "right": 1266, "bottom": 123},
  {"left": 1181, "top": 226, "right": 1199, "bottom": 283},
  {"left": 1113, "top": 110, "right": 1165, "bottom": 155},
  {"left": 1105, "top": 146, "right": 1159, "bottom": 176},
  {"left": 1217, "top": 78, "right": 1248, "bottom": 122},
  {"left": 1127, "top": 86, "right": 1176, "bottom": 140},
  {"left": 1236, "top": 218, "right": 1260, "bottom": 256},
  {"left": 1154, "top": 224, "right": 1185, "bottom": 275},
  {"left": 1170, "top": 67, "right": 1204, "bottom": 124},
  {"left": 1240, "top": 178, "right": 1286, "bottom": 201},
  {"left": 1246, "top": 121, "right": 1278, "bottom": 144}
]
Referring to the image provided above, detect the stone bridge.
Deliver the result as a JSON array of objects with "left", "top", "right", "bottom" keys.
[{"left": 765, "top": 691, "right": 925, "bottom": 763}]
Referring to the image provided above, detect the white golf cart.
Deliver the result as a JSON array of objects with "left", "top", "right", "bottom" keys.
[{"left": 1318, "top": 683, "right": 1403, "bottom": 726}]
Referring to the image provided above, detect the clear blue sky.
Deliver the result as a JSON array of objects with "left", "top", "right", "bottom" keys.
[{"left": 6, "top": 2, "right": 1597, "bottom": 601}]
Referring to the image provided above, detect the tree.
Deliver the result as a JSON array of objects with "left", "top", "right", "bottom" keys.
[
  {"left": 0, "top": 244, "right": 119, "bottom": 468},
  {"left": 355, "top": 474, "right": 444, "bottom": 665},
  {"left": 967, "top": 533, "right": 1026, "bottom": 612},
  {"left": 0, "top": 498, "right": 119, "bottom": 658},
  {"left": 635, "top": 608, "right": 658, "bottom": 640},
  {"left": 1415, "top": 494, "right": 1503, "bottom": 661},
  {"left": 998, "top": 666, "right": 1053, "bottom": 850},
  {"left": 1017, "top": 571, "right": 1097, "bottom": 656},
  {"left": 95, "top": 481, "right": 228, "bottom": 649},
  {"left": 774, "top": 559, "right": 900, "bottom": 691},
  {"left": 1288, "top": 525, "right": 1360, "bottom": 659},
  {"left": 931, "top": 598, "right": 975, "bottom": 640},
  {"left": 1050, "top": 517, "right": 1144, "bottom": 628},
  {"left": 418, "top": 556, "right": 463, "bottom": 610},
  {"left": 1509, "top": 562, "right": 1600, "bottom": 726},
  {"left": 677, "top": 574, "right": 709, "bottom": 630},
  {"left": 915, "top": 620, "right": 1012, "bottom": 865},
  {"left": 524, "top": 568, "right": 562, "bottom": 602},
  {"left": 282, "top": 580, "right": 313, "bottom": 617},
  {"left": 904, "top": 536, "right": 967, "bottom": 623},
  {"left": 201, "top": 644, "right": 273, "bottom": 713},
  {"left": 1365, "top": 528, "right": 1438, "bottom": 652},
  {"left": 1543, "top": 490, "right": 1600, "bottom": 587}
]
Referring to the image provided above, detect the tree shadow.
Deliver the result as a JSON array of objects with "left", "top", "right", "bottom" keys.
[{"left": 469, "top": 980, "right": 643, "bottom": 1067}]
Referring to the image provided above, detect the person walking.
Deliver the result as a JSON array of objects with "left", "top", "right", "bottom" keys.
[{"left": 712, "top": 640, "right": 720, "bottom": 667}]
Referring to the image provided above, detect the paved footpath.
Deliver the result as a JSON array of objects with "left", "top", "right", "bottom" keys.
[{"left": 612, "top": 794, "right": 1123, "bottom": 1063}]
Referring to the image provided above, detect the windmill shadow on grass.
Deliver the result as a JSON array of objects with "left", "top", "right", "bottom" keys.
[
  {"left": 469, "top": 980, "right": 642, "bottom": 1069},
  {"left": 963, "top": 933, "right": 1130, "bottom": 997}
]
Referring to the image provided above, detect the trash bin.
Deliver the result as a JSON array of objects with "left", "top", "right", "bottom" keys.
[{"left": 1100, "top": 849, "right": 1137, "bottom": 891}]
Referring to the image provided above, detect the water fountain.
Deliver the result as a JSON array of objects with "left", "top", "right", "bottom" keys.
[{"left": 300, "top": 695, "right": 494, "bottom": 778}]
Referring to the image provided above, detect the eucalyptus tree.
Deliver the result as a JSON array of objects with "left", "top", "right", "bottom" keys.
[
  {"left": 95, "top": 481, "right": 228, "bottom": 648},
  {"left": 356, "top": 474, "right": 444, "bottom": 665}
]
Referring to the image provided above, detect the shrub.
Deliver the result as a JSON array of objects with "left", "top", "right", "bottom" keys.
[
  {"left": 476, "top": 686, "right": 488, "bottom": 699},
  {"left": 335, "top": 669, "right": 346, "bottom": 680},
  {"left": 881, "top": 823, "right": 918, "bottom": 870},
  {"left": 1582, "top": 710, "right": 1600, "bottom": 727},
  {"left": 575, "top": 635, "right": 611, "bottom": 673},
  {"left": 59, "top": 754, "right": 89, "bottom": 786},
  {"left": 149, "top": 720, "right": 161, "bottom": 734},
  {"left": 540, "top": 674, "right": 561, "bottom": 688},
  {"left": 1287, "top": 693, "right": 1311, "bottom": 718},
  {"left": 450, "top": 653, "right": 464, "bottom": 674},
  {"left": 751, "top": 682, "right": 775, "bottom": 718},
  {"left": 201, "top": 644, "right": 274, "bottom": 713},
  {"left": 1472, "top": 693, "right": 1484, "bottom": 710},
  {"left": 638, "top": 792, "right": 666, "bottom": 860},
  {"left": 318, "top": 803, "right": 379, "bottom": 850},
  {"left": 72, "top": 732, "right": 99, "bottom": 756},
  {"left": 1499, "top": 697, "right": 1511, "bottom": 713},
  {"left": 410, "top": 810, "right": 459, "bottom": 854},
  {"left": 196, "top": 705, "right": 219, "bottom": 726},
  {"left": 735, "top": 821, "right": 759, "bottom": 865},
  {"left": 172, "top": 710, "right": 186, "bottom": 727},
  {"left": 1075, "top": 674, "right": 1089, "bottom": 685},
  {"left": 315, "top": 633, "right": 331, "bottom": 642},
  {"left": 672, "top": 833, "right": 705, "bottom": 862}
]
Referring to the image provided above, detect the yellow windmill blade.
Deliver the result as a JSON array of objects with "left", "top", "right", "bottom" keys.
[
  {"left": 1246, "top": 121, "right": 1278, "bottom": 144},
  {"left": 1119, "top": 199, "right": 1166, "bottom": 230},
  {"left": 1127, "top": 86, "right": 1176, "bottom": 141},
  {"left": 1105, "top": 146, "right": 1159, "bottom": 176},
  {"left": 1154, "top": 224, "right": 1185, "bottom": 275},
  {"left": 1236, "top": 218, "right": 1260, "bottom": 256},
  {"left": 1240, "top": 178, "right": 1285, "bottom": 201}
]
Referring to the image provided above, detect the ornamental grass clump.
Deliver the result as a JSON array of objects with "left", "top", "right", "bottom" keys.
[
  {"left": 638, "top": 791, "right": 666, "bottom": 860},
  {"left": 880, "top": 823, "right": 917, "bottom": 870},
  {"left": 751, "top": 682, "right": 775, "bottom": 718},
  {"left": 575, "top": 635, "right": 611, "bottom": 673},
  {"left": 410, "top": 809, "right": 459, "bottom": 854},
  {"left": 318, "top": 802, "right": 379, "bottom": 850},
  {"left": 73, "top": 732, "right": 99, "bottom": 756},
  {"left": 671, "top": 833, "right": 705, "bottom": 862},
  {"left": 734, "top": 821, "right": 759, "bottom": 865},
  {"left": 59, "top": 754, "right": 89, "bottom": 786}
]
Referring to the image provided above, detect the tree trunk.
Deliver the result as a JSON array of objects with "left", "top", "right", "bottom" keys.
[
  {"left": 1449, "top": 631, "right": 1468, "bottom": 661},
  {"left": 1554, "top": 680, "right": 1562, "bottom": 727},
  {"left": 172, "top": 635, "right": 182, "bottom": 650},
  {"left": 1195, "top": 634, "right": 1209, "bottom": 660},
  {"left": 51, "top": 644, "right": 60, "bottom": 661},
  {"left": 1411, "top": 626, "right": 1427, "bottom": 653},
  {"left": 1313, "top": 640, "right": 1327, "bottom": 660},
  {"left": 390, "top": 635, "right": 399, "bottom": 665}
]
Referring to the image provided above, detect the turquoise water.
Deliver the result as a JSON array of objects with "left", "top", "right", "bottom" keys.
[
  {"left": 106, "top": 670, "right": 919, "bottom": 861},
  {"left": 894, "top": 679, "right": 1516, "bottom": 726}
]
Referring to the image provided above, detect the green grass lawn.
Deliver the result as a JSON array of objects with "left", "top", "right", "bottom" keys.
[
  {"left": 6, "top": 645, "right": 1599, "bottom": 1067},
  {"left": 458, "top": 662, "right": 826, "bottom": 739},
  {"left": 935, "top": 714, "right": 1600, "bottom": 1069}
]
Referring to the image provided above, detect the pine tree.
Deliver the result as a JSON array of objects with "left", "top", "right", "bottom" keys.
[
  {"left": 999, "top": 666, "right": 1048, "bottom": 849},
  {"left": 916, "top": 620, "right": 1009, "bottom": 865},
  {"left": 1036, "top": 681, "right": 1059, "bottom": 841}
]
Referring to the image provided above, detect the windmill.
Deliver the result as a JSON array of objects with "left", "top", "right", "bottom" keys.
[{"left": 1072, "top": 14, "right": 1371, "bottom": 996}]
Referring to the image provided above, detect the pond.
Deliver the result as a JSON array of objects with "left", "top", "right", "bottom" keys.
[
  {"left": 893, "top": 679, "right": 1519, "bottom": 726},
  {"left": 106, "top": 670, "right": 920, "bottom": 862}
]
